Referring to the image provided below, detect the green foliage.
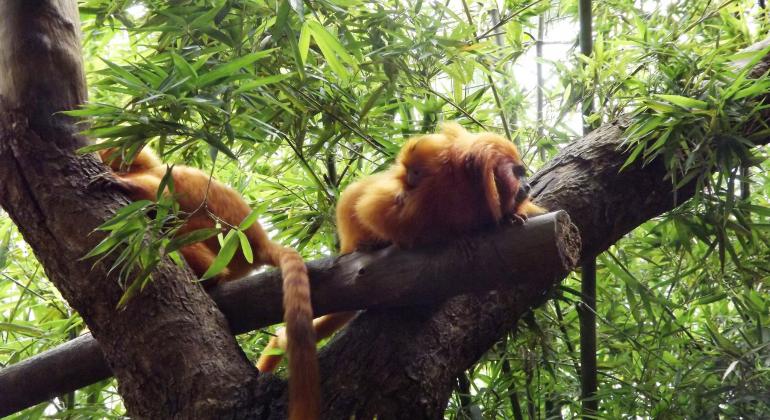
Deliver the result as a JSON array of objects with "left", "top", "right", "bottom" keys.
[
  {"left": 623, "top": 46, "right": 770, "bottom": 193},
  {"left": 2, "top": 0, "right": 770, "bottom": 418},
  {"left": 0, "top": 216, "right": 123, "bottom": 418}
]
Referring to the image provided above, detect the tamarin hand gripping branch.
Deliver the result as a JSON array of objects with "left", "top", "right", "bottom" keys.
[
  {"left": 100, "top": 148, "right": 319, "bottom": 420},
  {"left": 257, "top": 122, "right": 546, "bottom": 373}
]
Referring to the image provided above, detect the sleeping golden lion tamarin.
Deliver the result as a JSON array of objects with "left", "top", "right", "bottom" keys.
[{"left": 257, "top": 122, "right": 545, "bottom": 376}]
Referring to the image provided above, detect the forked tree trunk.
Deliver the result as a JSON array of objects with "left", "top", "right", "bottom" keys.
[
  {"left": 0, "top": 2, "right": 269, "bottom": 417},
  {"left": 0, "top": 211, "right": 580, "bottom": 415}
]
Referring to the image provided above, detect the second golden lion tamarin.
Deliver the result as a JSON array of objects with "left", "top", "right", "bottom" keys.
[
  {"left": 99, "top": 148, "right": 318, "bottom": 420},
  {"left": 257, "top": 122, "right": 546, "bottom": 373}
]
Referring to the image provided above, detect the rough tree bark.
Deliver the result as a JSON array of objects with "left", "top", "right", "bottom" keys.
[
  {"left": 0, "top": 212, "right": 580, "bottom": 414},
  {"left": 0, "top": 2, "right": 268, "bottom": 418},
  {"left": 1, "top": 1, "right": 769, "bottom": 419}
]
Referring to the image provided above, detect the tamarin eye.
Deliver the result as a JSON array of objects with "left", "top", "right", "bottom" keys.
[
  {"left": 513, "top": 165, "right": 527, "bottom": 178},
  {"left": 406, "top": 167, "right": 422, "bottom": 188}
]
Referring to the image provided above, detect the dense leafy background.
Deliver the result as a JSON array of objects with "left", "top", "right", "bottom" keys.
[{"left": 2, "top": 0, "right": 770, "bottom": 418}]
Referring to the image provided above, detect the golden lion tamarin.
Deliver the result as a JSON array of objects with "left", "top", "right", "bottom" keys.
[
  {"left": 99, "top": 148, "right": 318, "bottom": 420},
  {"left": 256, "top": 122, "right": 545, "bottom": 373}
]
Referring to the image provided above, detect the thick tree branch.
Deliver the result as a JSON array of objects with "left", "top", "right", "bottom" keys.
[{"left": 0, "top": 212, "right": 579, "bottom": 415}]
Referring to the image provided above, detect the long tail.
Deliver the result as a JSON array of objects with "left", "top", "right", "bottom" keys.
[{"left": 274, "top": 246, "right": 319, "bottom": 420}]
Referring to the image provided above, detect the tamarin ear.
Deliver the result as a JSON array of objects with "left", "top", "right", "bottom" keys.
[{"left": 439, "top": 121, "right": 468, "bottom": 139}]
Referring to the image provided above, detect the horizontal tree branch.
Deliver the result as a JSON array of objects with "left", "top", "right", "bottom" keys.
[{"left": 0, "top": 211, "right": 579, "bottom": 416}]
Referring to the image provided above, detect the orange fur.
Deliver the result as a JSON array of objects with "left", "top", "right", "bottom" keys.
[
  {"left": 257, "top": 123, "right": 546, "bottom": 373},
  {"left": 341, "top": 122, "right": 545, "bottom": 250},
  {"left": 99, "top": 148, "right": 319, "bottom": 420}
]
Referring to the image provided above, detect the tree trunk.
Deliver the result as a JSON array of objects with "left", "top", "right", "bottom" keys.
[{"left": 0, "top": 2, "right": 270, "bottom": 417}]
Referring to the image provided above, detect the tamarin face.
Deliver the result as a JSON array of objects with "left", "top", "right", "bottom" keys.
[
  {"left": 470, "top": 132, "right": 533, "bottom": 220},
  {"left": 496, "top": 159, "right": 532, "bottom": 213}
]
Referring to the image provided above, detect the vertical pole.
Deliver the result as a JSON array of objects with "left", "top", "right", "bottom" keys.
[
  {"left": 577, "top": 0, "right": 598, "bottom": 417},
  {"left": 579, "top": 259, "right": 597, "bottom": 416},
  {"left": 537, "top": 13, "right": 545, "bottom": 160},
  {"left": 578, "top": 0, "right": 594, "bottom": 131}
]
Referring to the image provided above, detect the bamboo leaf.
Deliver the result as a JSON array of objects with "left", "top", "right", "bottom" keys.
[
  {"left": 234, "top": 73, "right": 294, "bottom": 93},
  {"left": 0, "top": 322, "right": 44, "bottom": 337},
  {"left": 201, "top": 231, "right": 240, "bottom": 280},
  {"left": 298, "top": 21, "right": 311, "bottom": 65},
  {"left": 238, "top": 209, "right": 260, "bottom": 230},
  {"left": 196, "top": 49, "right": 277, "bottom": 87},
  {"left": 238, "top": 230, "right": 253, "bottom": 264},
  {"left": 307, "top": 20, "right": 358, "bottom": 81},
  {"left": 655, "top": 94, "right": 708, "bottom": 109}
]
